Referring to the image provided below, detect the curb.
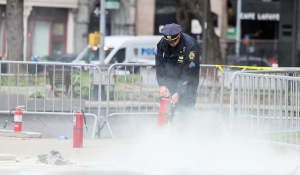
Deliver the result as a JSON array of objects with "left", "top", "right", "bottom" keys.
[{"left": 0, "top": 130, "right": 41, "bottom": 138}]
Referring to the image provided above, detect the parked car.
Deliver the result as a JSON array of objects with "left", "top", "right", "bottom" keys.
[
  {"left": 27, "top": 53, "right": 78, "bottom": 75},
  {"left": 223, "top": 55, "right": 272, "bottom": 67}
]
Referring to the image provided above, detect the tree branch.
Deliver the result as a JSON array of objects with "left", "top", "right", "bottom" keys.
[{"left": 174, "top": 0, "right": 222, "bottom": 64}]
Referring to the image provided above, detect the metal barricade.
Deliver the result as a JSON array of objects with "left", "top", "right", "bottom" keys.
[
  {"left": 230, "top": 69, "right": 300, "bottom": 145},
  {"left": 99, "top": 63, "right": 230, "bottom": 138},
  {"left": 196, "top": 65, "right": 230, "bottom": 114},
  {"left": 0, "top": 61, "right": 114, "bottom": 139}
]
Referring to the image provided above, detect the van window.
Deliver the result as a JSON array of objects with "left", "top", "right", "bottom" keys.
[
  {"left": 81, "top": 47, "right": 113, "bottom": 63},
  {"left": 109, "top": 48, "right": 126, "bottom": 63}
]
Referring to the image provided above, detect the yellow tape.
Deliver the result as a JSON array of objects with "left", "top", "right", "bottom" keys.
[
  {"left": 215, "top": 65, "right": 282, "bottom": 74},
  {"left": 215, "top": 65, "right": 224, "bottom": 74}
]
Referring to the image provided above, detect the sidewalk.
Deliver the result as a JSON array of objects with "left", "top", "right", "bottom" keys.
[
  {"left": 0, "top": 136, "right": 133, "bottom": 171},
  {"left": 1, "top": 132, "right": 300, "bottom": 174}
]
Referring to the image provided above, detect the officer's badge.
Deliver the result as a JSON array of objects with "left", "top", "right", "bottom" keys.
[
  {"left": 177, "top": 56, "right": 184, "bottom": 63},
  {"left": 167, "top": 35, "right": 171, "bottom": 39},
  {"left": 189, "top": 51, "right": 195, "bottom": 61}
]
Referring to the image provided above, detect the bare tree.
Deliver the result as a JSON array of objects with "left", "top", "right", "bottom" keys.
[
  {"left": 174, "top": 0, "right": 222, "bottom": 64},
  {"left": 6, "top": 0, "right": 24, "bottom": 72}
]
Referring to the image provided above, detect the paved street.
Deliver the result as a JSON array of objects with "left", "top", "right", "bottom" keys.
[{"left": 2, "top": 124, "right": 300, "bottom": 175}]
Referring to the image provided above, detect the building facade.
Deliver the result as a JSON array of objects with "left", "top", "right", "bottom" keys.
[
  {"left": 0, "top": 0, "right": 93, "bottom": 61},
  {"left": 90, "top": 0, "right": 156, "bottom": 36},
  {"left": 277, "top": 0, "right": 300, "bottom": 67},
  {"left": 0, "top": 0, "right": 230, "bottom": 61},
  {"left": 228, "top": 0, "right": 280, "bottom": 40},
  {"left": 153, "top": 0, "right": 227, "bottom": 40},
  {"left": 91, "top": 0, "right": 227, "bottom": 38}
]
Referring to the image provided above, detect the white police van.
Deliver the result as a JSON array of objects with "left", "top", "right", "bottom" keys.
[{"left": 72, "top": 35, "right": 163, "bottom": 66}]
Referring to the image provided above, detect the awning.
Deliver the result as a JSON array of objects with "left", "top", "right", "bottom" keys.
[
  {"left": 230, "top": 0, "right": 280, "bottom": 21},
  {"left": 242, "top": 1, "right": 279, "bottom": 14}
]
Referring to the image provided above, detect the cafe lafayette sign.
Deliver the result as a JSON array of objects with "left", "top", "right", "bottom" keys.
[{"left": 240, "top": 12, "right": 280, "bottom": 21}]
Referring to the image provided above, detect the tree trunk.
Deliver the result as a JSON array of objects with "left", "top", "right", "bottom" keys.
[
  {"left": 6, "top": 0, "right": 24, "bottom": 73},
  {"left": 174, "top": 0, "right": 189, "bottom": 32},
  {"left": 174, "top": 0, "right": 222, "bottom": 64}
]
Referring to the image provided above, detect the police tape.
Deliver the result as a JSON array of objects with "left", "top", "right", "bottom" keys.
[{"left": 215, "top": 65, "right": 282, "bottom": 74}]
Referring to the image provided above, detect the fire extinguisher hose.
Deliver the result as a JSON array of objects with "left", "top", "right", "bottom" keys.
[
  {"left": 168, "top": 105, "right": 176, "bottom": 124},
  {"left": 80, "top": 109, "right": 88, "bottom": 133},
  {"left": 3, "top": 107, "right": 17, "bottom": 129},
  {"left": 163, "top": 92, "right": 177, "bottom": 126},
  {"left": 72, "top": 108, "right": 89, "bottom": 133},
  {"left": 160, "top": 94, "right": 176, "bottom": 126}
]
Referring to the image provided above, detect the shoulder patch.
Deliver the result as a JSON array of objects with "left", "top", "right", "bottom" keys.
[
  {"left": 189, "top": 51, "right": 195, "bottom": 61},
  {"left": 189, "top": 62, "right": 195, "bottom": 68}
]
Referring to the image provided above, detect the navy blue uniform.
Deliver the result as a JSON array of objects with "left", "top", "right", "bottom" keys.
[{"left": 155, "top": 31, "right": 200, "bottom": 110}]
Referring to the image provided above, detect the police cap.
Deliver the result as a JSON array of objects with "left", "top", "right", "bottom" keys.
[{"left": 160, "top": 23, "right": 182, "bottom": 44}]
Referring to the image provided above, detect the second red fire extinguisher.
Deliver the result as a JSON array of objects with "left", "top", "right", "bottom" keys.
[
  {"left": 3, "top": 106, "right": 25, "bottom": 133},
  {"left": 72, "top": 108, "right": 88, "bottom": 148},
  {"left": 13, "top": 108, "right": 23, "bottom": 132}
]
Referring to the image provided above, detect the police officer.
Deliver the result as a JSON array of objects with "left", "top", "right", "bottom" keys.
[{"left": 155, "top": 23, "right": 200, "bottom": 112}]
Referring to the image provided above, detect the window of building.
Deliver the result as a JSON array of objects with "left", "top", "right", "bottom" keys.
[
  {"left": 52, "top": 23, "right": 64, "bottom": 36},
  {"left": 51, "top": 41, "right": 63, "bottom": 55},
  {"left": 32, "top": 21, "right": 50, "bottom": 57},
  {"left": 51, "top": 22, "right": 66, "bottom": 56},
  {"left": 27, "top": 7, "right": 67, "bottom": 59}
]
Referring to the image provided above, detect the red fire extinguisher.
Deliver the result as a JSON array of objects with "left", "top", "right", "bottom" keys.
[
  {"left": 14, "top": 108, "right": 23, "bottom": 132},
  {"left": 157, "top": 97, "right": 171, "bottom": 127},
  {"left": 3, "top": 106, "right": 25, "bottom": 133},
  {"left": 72, "top": 108, "right": 88, "bottom": 148}
]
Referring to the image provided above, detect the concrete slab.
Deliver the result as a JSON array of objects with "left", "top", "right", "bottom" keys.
[
  {"left": 0, "top": 130, "right": 41, "bottom": 138},
  {"left": 0, "top": 154, "right": 16, "bottom": 161}
]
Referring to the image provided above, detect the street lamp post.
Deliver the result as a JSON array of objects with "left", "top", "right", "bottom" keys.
[
  {"left": 99, "top": 0, "right": 106, "bottom": 64},
  {"left": 202, "top": 0, "right": 208, "bottom": 64},
  {"left": 235, "top": 0, "right": 242, "bottom": 57}
]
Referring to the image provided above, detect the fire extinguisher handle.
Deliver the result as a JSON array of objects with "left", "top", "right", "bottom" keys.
[
  {"left": 72, "top": 107, "right": 79, "bottom": 112},
  {"left": 165, "top": 92, "right": 171, "bottom": 98},
  {"left": 16, "top": 106, "right": 25, "bottom": 109}
]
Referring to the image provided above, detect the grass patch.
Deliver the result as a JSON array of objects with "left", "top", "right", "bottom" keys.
[
  {"left": 0, "top": 71, "right": 94, "bottom": 100},
  {"left": 265, "top": 132, "right": 300, "bottom": 145},
  {"left": 116, "top": 74, "right": 141, "bottom": 85},
  {"left": 0, "top": 74, "right": 49, "bottom": 86},
  {"left": 0, "top": 72, "right": 142, "bottom": 101},
  {"left": 108, "top": 74, "right": 158, "bottom": 101}
]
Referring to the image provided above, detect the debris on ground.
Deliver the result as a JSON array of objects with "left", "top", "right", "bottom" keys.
[
  {"left": 37, "top": 150, "right": 71, "bottom": 165},
  {"left": 57, "top": 136, "right": 69, "bottom": 140}
]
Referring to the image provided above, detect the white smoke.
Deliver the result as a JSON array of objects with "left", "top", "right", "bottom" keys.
[{"left": 91, "top": 112, "right": 300, "bottom": 174}]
